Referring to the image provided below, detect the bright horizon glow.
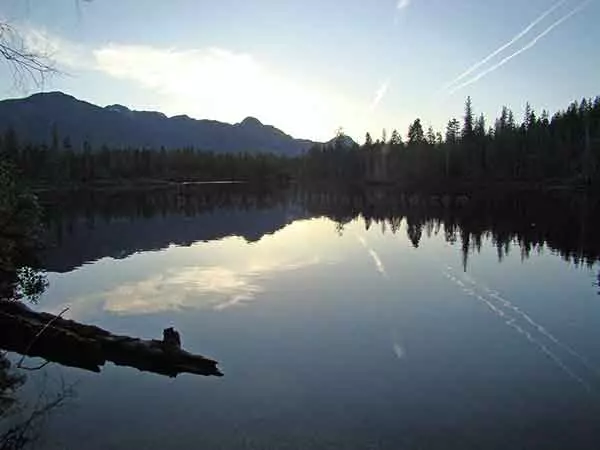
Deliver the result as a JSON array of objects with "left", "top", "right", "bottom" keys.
[
  {"left": 0, "top": 0, "right": 598, "bottom": 143},
  {"left": 16, "top": 24, "right": 359, "bottom": 141}
]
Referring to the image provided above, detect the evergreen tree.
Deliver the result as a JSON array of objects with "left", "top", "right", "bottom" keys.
[
  {"left": 462, "top": 96, "right": 474, "bottom": 140},
  {"left": 445, "top": 118, "right": 460, "bottom": 144},
  {"left": 407, "top": 119, "right": 425, "bottom": 145},
  {"left": 475, "top": 114, "right": 486, "bottom": 137},
  {"left": 426, "top": 126, "right": 436, "bottom": 146},
  {"left": 389, "top": 129, "right": 402, "bottom": 146}
]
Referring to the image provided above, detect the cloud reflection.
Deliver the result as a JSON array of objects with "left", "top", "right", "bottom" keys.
[
  {"left": 44, "top": 218, "right": 342, "bottom": 319},
  {"left": 102, "top": 258, "right": 319, "bottom": 315}
]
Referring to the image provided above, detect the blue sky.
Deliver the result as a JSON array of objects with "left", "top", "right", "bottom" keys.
[{"left": 0, "top": 0, "right": 598, "bottom": 142}]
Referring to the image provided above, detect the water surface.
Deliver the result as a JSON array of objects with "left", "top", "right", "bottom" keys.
[{"left": 5, "top": 187, "right": 600, "bottom": 449}]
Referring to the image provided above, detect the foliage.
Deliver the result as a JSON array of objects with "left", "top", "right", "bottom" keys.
[{"left": 0, "top": 155, "right": 46, "bottom": 303}]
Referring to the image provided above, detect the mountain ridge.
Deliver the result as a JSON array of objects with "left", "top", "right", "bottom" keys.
[{"left": 0, "top": 91, "right": 318, "bottom": 155}]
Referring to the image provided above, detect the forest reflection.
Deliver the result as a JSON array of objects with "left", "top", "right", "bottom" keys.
[
  {"left": 297, "top": 187, "right": 600, "bottom": 270},
  {"left": 40, "top": 184, "right": 600, "bottom": 273}
]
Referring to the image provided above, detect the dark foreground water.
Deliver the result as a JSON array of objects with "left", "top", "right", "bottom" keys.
[{"left": 3, "top": 186, "right": 600, "bottom": 449}]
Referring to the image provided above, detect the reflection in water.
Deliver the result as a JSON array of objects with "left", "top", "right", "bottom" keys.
[
  {"left": 44, "top": 218, "right": 327, "bottom": 318},
  {"left": 39, "top": 185, "right": 306, "bottom": 273},
  {"left": 0, "top": 354, "right": 74, "bottom": 450},
  {"left": 391, "top": 331, "right": 406, "bottom": 361},
  {"left": 356, "top": 235, "right": 388, "bottom": 278},
  {"left": 101, "top": 256, "right": 320, "bottom": 315},
  {"left": 40, "top": 186, "right": 600, "bottom": 273},
  {"left": 105, "top": 265, "right": 263, "bottom": 314},
  {"left": 442, "top": 267, "right": 595, "bottom": 393},
  {"left": 0, "top": 300, "right": 222, "bottom": 378},
  {"left": 28, "top": 185, "right": 600, "bottom": 449}
]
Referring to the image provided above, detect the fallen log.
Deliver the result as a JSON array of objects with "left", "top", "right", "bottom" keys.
[{"left": 0, "top": 300, "right": 223, "bottom": 377}]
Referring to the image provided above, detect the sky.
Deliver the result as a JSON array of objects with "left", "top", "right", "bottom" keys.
[{"left": 0, "top": 0, "right": 598, "bottom": 142}]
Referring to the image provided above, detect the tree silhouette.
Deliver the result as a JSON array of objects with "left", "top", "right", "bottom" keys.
[
  {"left": 407, "top": 119, "right": 425, "bottom": 145},
  {"left": 462, "top": 96, "right": 474, "bottom": 141}
]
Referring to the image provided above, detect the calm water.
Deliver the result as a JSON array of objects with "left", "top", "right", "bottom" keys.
[{"left": 4, "top": 186, "right": 600, "bottom": 449}]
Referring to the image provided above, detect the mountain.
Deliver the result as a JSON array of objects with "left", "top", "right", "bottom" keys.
[
  {"left": 0, "top": 92, "right": 316, "bottom": 155},
  {"left": 324, "top": 134, "right": 357, "bottom": 148}
]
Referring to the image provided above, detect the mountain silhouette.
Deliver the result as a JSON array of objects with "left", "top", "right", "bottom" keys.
[{"left": 0, "top": 92, "right": 316, "bottom": 155}]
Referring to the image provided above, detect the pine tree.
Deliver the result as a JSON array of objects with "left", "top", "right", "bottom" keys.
[
  {"left": 389, "top": 129, "right": 402, "bottom": 146},
  {"left": 462, "top": 96, "right": 474, "bottom": 140},
  {"left": 445, "top": 118, "right": 460, "bottom": 144},
  {"left": 408, "top": 119, "right": 425, "bottom": 145},
  {"left": 475, "top": 114, "right": 486, "bottom": 137},
  {"left": 426, "top": 126, "right": 436, "bottom": 146}
]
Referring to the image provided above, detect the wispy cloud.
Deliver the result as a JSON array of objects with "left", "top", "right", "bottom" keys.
[
  {"left": 397, "top": 0, "right": 411, "bottom": 11},
  {"left": 369, "top": 80, "right": 390, "bottom": 111},
  {"left": 449, "top": 0, "right": 590, "bottom": 94},
  {"left": 444, "top": 0, "right": 569, "bottom": 91},
  {"left": 14, "top": 23, "right": 93, "bottom": 70}
]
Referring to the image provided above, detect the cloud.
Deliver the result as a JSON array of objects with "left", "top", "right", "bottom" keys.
[
  {"left": 93, "top": 44, "right": 339, "bottom": 136},
  {"left": 397, "top": 0, "right": 411, "bottom": 10},
  {"left": 94, "top": 45, "right": 262, "bottom": 99},
  {"left": 369, "top": 80, "right": 390, "bottom": 111},
  {"left": 11, "top": 23, "right": 93, "bottom": 70},
  {"left": 8, "top": 25, "right": 356, "bottom": 140},
  {"left": 444, "top": 0, "right": 569, "bottom": 91},
  {"left": 449, "top": 0, "right": 590, "bottom": 94}
]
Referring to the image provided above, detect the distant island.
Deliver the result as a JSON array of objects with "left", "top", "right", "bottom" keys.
[{"left": 0, "top": 91, "right": 598, "bottom": 190}]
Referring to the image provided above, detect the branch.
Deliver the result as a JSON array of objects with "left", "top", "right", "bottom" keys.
[
  {"left": 0, "top": 22, "right": 58, "bottom": 89},
  {"left": 16, "top": 307, "right": 70, "bottom": 370}
]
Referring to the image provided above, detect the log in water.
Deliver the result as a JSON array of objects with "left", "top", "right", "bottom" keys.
[{"left": 0, "top": 300, "right": 223, "bottom": 377}]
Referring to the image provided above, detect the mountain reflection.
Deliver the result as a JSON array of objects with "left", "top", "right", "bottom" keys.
[{"left": 40, "top": 185, "right": 600, "bottom": 276}]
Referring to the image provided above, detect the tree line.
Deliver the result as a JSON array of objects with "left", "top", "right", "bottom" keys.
[
  {"left": 1, "top": 95, "right": 600, "bottom": 188},
  {"left": 303, "top": 96, "right": 600, "bottom": 187},
  {"left": 1, "top": 132, "right": 294, "bottom": 185}
]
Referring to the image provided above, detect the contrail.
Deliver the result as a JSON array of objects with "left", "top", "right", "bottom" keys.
[
  {"left": 485, "top": 288, "right": 600, "bottom": 378},
  {"left": 397, "top": 0, "right": 411, "bottom": 11},
  {"left": 444, "top": 0, "right": 568, "bottom": 90},
  {"left": 357, "top": 235, "right": 388, "bottom": 277},
  {"left": 453, "top": 267, "right": 600, "bottom": 378},
  {"left": 443, "top": 270, "right": 592, "bottom": 391},
  {"left": 369, "top": 80, "right": 390, "bottom": 112},
  {"left": 391, "top": 331, "right": 406, "bottom": 360},
  {"left": 449, "top": 0, "right": 590, "bottom": 94}
]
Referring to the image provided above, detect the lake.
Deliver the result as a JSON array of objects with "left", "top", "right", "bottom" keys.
[{"left": 3, "top": 185, "right": 600, "bottom": 449}]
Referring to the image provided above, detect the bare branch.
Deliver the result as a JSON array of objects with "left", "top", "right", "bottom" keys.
[
  {"left": 0, "top": 22, "right": 58, "bottom": 90},
  {"left": 16, "top": 307, "right": 70, "bottom": 370}
]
